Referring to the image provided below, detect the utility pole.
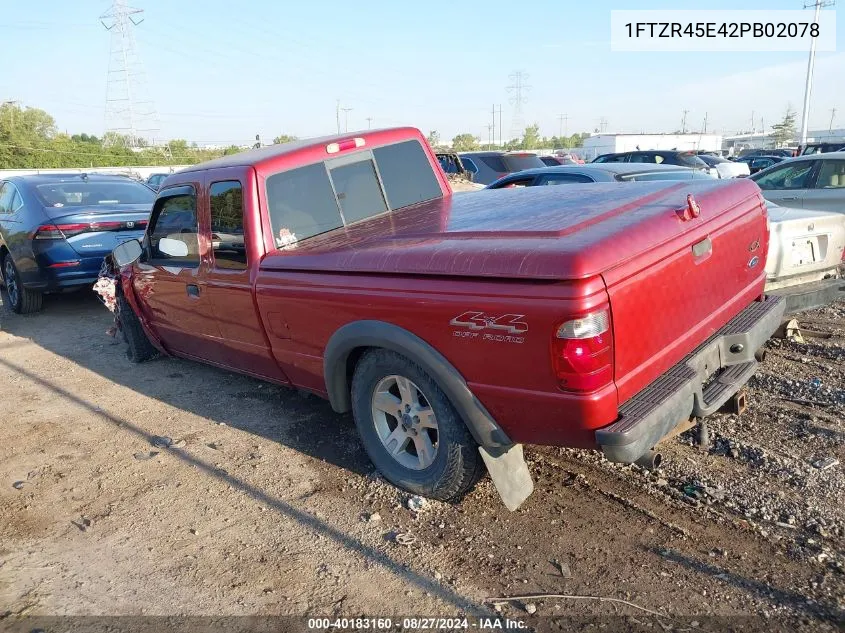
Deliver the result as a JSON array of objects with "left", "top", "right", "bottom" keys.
[
  {"left": 336, "top": 99, "right": 341, "bottom": 134},
  {"left": 496, "top": 104, "right": 502, "bottom": 148},
  {"left": 681, "top": 110, "right": 689, "bottom": 134},
  {"left": 100, "top": 0, "right": 159, "bottom": 148},
  {"left": 800, "top": 0, "right": 835, "bottom": 147},
  {"left": 487, "top": 124, "right": 494, "bottom": 150},
  {"left": 341, "top": 107, "right": 353, "bottom": 132},
  {"left": 492, "top": 104, "right": 497, "bottom": 147},
  {"left": 750, "top": 110, "right": 755, "bottom": 145},
  {"left": 506, "top": 71, "right": 531, "bottom": 143},
  {"left": 557, "top": 113, "right": 568, "bottom": 144},
  {"left": 702, "top": 112, "right": 708, "bottom": 135},
  {"left": 2, "top": 100, "right": 20, "bottom": 133},
  {"left": 366, "top": 117, "right": 373, "bottom": 129},
  {"left": 599, "top": 117, "right": 608, "bottom": 133},
  {"left": 829, "top": 107, "right": 837, "bottom": 133}
]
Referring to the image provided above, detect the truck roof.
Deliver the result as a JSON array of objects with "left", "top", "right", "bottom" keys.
[
  {"left": 178, "top": 127, "right": 423, "bottom": 173},
  {"left": 260, "top": 178, "right": 764, "bottom": 280}
]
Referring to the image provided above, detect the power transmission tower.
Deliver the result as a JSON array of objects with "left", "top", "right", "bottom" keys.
[
  {"left": 799, "top": 0, "right": 835, "bottom": 146},
  {"left": 681, "top": 110, "right": 689, "bottom": 134},
  {"left": 2, "top": 100, "right": 21, "bottom": 133},
  {"left": 341, "top": 107, "right": 353, "bottom": 132},
  {"left": 506, "top": 71, "right": 530, "bottom": 143},
  {"left": 829, "top": 107, "right": 837, "bottom": 132},
  {"left": 599, "top": 117, "right": 608, "bottom": 133},
  {"left": 100, "top": 0, "right": 159, "bottom": 149},
  {"left": 702, "top": 112, "right": 709, "bottom": 134}
]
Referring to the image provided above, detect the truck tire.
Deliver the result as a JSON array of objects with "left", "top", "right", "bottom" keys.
[
  {"left": 2, "top": 254, "right": 43, "bottom": 314},
  {"left": 117, "top": 294, "right": 158, "bottom": 363},
  {"left": 351, "top": 349, "right": 484, "bottom": 502}
]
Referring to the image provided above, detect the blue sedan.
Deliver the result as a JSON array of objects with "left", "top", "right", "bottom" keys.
[{"left": 0, "top": 173, "right": 155, "bottom": 313}]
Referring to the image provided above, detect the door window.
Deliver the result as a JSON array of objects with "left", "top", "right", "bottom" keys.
[
  {"left": 209, "top": 181, "right": 247, "bottom": 270},
  {"left": 754, "top": 162, "right": 814, "bottom": 189},
  {"left": 813, "top": 160, "right": 845, "bottom": 188},
  {"left": 148, "top": 185, "right": 200, "bottom": 265},
  {"left": 537, "top": 173, "right": 594, "bottom": 185}
]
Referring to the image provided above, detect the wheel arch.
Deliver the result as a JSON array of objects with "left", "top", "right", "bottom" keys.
[{"left": 323, "top": 320, "right": 512, "bottom": 450}]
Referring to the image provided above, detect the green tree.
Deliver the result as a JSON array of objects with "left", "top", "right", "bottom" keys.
[
  {"left": 521, "top": 124, "right": 541, "bottom": 149},
  {"left": 451, "top": 133, "right": 480, "bottom": 151},
  {"left": 426, "top": 130, "right": 440, "bottom": 147},
  {"left": 770, "top": 106, "right": 796, "bottom": 147},
  {"left": 273, "top": 134, "right": 299, "bottom": 144}
]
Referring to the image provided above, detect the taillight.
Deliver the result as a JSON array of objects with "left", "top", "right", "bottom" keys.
[
  {"left": 551, "top": 308, "right": 613, "bottom": 393},
  {"left": 33, "top": 220, "right": 146, "bottom": 240}
]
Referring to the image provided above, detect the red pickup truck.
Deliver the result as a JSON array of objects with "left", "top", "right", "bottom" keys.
[{"left": 108, "top": 127, "right": 785, "bottom": 510}]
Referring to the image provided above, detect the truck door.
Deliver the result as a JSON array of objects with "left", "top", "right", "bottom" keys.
[
  {"left": 202, "top": 171, "right": 290, "bottom": 383},
  {"left": 133, "top": 183, "right": 225, "bottom": 362}
]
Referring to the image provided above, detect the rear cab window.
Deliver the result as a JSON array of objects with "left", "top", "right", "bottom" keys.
[{"left": 266, "top": 139, "right": 442, "bottom": 248}]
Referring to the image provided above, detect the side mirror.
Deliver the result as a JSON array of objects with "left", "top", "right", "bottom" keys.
[
  {"left": 159, "top": 237, "right": 189, "bottom": 258},
  {"left": 112, "top": 239, "right": 143, "bottom": 267}
]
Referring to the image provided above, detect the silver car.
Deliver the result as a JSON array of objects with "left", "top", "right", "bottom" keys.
[{"left": 750, "top": 151, "right": 845, "bottom": 213}]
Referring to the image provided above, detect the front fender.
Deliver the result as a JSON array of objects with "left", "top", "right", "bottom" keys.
[
  {"left": 119, "top": 267, "right": 169, "bottom": 356},
  {"left": 323, "top": 320, "right": 512, "bottom": 451}
]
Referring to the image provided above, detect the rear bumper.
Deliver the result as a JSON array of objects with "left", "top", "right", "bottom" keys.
[
  {"left": 596, "top": 295, "right": 786, "bottom": 464},
  {"left": 766, "top": 272, "right": 845, "bottom": 315}
]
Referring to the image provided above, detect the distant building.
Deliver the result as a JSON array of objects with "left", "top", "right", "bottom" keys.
[
  {"left": 580, "top": 133, "right": 722, "bottom": 161},
  {"left": 722, "top": 128, "right": 845, "bottom": 154}
]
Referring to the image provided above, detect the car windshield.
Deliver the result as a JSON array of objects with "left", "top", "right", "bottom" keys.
[
  {"left": 35, "top": 180, "right": 155, "bottom": 207},
  {"left": 502, "top": 154, "right": 546, "bottom": 171}
]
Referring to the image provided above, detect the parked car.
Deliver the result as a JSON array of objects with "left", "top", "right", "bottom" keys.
[
  {"left": 735, "top": 155, "right": 787, "bottom": 175},
  {"left": 763, "top": 202, "right": 845, "bottom": 313},
  {"left": 106, "top": 126, "right": 784, "bottom": 510},
  {"left": 749, "top": 152, "right": 845, "bottom": 213},
  {"left": 486, "top": 165, "right": 844, "bottom": 313},
  {"left": 695, "top": 154, "right": 750, "bottom": 179},
  {"left": 540, "top": 155, "right": 579, "bottom": 166},
  {"left": 457, "top": 151, "right": 546, "bottom": 185},
  {"left": 485, "top": 163, "right": 715, "bottom": 188},
  {"left": 145, "top": 173, "right": 170, "bottom": 191},
  {"left": 0, "top": 174, "right": 154, "bottom": 313},
  {"left": 738, "top": 148, "right": 796, "bottom": 159},
  {"left": 591, "top": 150, "right": 716, "bottom": 176},
  {"left": 800, "top": 142, "right": 845, "bottom": 156}
]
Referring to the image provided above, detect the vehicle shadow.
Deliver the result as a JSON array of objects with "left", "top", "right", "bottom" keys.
[
  {"left": 0, "top": 289, "right": 493, "bottom": 616},
  {"left": 643, "top": 546, "right": 843, "bottom": 623},
  {"left": 0, "top": 289, "right": 371, "bottom": 478}
]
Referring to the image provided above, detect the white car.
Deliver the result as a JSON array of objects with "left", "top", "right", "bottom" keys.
[{"left": 765, "top": 202, "right": 845, "bottom": 313}]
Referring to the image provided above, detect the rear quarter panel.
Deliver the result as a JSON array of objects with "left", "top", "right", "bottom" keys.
[{"left": 255, "top": 272, "right": 616, "bottom": 447}]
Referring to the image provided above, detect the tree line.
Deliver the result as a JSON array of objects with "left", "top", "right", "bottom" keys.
[{"left": 427, "top": 126, "right": 590, "bottom": 153}]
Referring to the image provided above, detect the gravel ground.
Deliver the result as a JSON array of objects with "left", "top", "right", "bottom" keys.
[{"left": 0, "top": 292, "right": 842, "bottom": 632}]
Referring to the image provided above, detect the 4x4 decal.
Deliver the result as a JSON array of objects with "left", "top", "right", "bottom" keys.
[{"left": 450, "top": 311, "right": 528, "bottom": 334}]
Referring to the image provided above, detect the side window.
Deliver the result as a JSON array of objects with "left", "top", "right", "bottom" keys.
[
  {"left": 652, "top": 154, "right": 665, "bottom": 164},
  {"left": 628, "top": 153, "right": 649, "bottom": 163},
  {"left": 148, "top": 185, "right": 199, "bottom": 265},
  {"left": 814, "top": 160, "right": 845, "bottom": 188},
  {"left": 537, "top": 173, "right": 594, "bottom": 185},
  {"left": 0, "top": 183, "right": 13, "bottom": 214},
  {"left": 491, "top": 177, "right": 535, "bottom": 189},
  {"left": 461, "top": 158, "right": 479, "bottom": 174},
  {"left": 754, "top": 162, "right": 814, "bottom": 189},
  {"left": 480, "top": 156, "right": 507, "bottom": 172},
  {"left": 209, "top": 181, "right": 247, "bottom": 270}
]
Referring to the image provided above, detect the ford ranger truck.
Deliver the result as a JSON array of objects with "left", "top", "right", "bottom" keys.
[{"left": 107, "top": 127, "right": 785, "bottom": 510}]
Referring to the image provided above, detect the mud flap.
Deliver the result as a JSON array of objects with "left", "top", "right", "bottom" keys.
[{"left": 479, "top": 444, "right": 534, "bottom": 511}]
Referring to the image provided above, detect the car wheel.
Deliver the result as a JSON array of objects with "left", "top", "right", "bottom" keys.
[
  {"left": 2, "top": 255, "right": 43, "bottom": 314},
  {"left": 117, "top": 294, "right": 158, "bottom": 363},
  {"left": 351, "top": 349, "right": 483, "bottom": 502}
]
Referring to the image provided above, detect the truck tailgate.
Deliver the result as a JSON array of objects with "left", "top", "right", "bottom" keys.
[{"left": 603, "top": 183, "right": 770, "bottom": 403}]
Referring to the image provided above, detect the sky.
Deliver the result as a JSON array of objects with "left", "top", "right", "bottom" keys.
[{"left": 1, "top": 0, "right": 842, "bottom": 146}]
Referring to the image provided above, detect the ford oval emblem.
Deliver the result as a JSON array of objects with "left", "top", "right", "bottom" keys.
[{"left": 748, "top": 256, "right": 759, "bottom": 269}]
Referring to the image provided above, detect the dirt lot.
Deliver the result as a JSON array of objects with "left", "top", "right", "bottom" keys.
[{"left": 0, "top": 291, "right": 843, "bottom": 632}]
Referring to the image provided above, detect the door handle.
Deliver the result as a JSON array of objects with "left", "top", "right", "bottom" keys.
[
  {"left": 780, "top": 196, "right": 798, "bottom": 201},
  {"left": 186, "top": 284, "right": 200, "bottom": 298}
]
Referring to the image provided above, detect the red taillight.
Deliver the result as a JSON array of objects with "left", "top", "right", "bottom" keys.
[
  {"left": 33, "top": 220, "right": 146, "bottom": 240},
  {"left": 47, "top": 261, "right": 80, "bottom": 268},
  {"left": 551, "top": 308, "right": 614, "bottom": 393}
]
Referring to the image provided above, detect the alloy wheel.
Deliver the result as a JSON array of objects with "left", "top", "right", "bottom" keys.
[{"left": 371, "top": 374, "right": 439, "bottom": 470}]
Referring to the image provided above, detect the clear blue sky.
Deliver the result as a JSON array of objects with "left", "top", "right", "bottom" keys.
[{"left": 1, "top": 0, "right": 842, "bottom": 145}]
